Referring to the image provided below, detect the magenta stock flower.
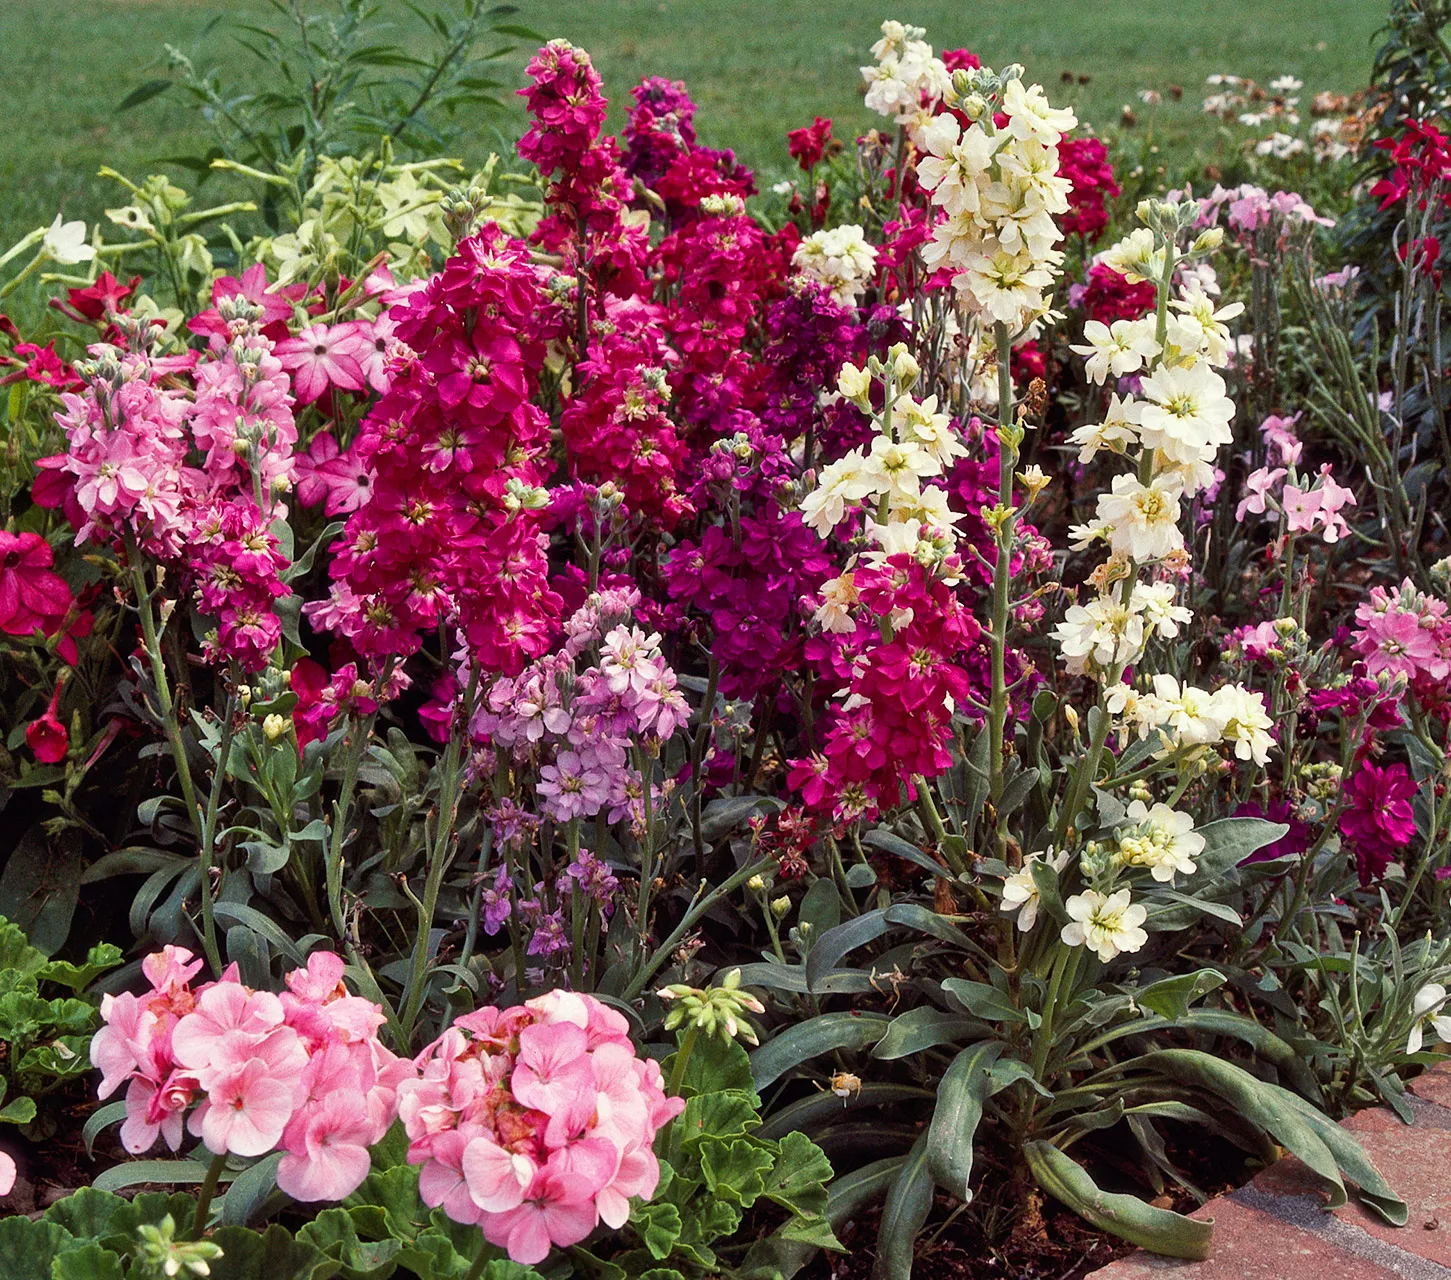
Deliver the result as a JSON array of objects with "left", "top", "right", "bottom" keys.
[{"left": 1340, "top": 762, "right": 1419, "bottom": 884}]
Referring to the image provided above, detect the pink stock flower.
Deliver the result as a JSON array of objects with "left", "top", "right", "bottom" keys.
[
  {"left": 0, "top": 1149, "right": 14, "bottom": 1198},
  {"left": 275, "top": 322, "right": 370, "bottom": 404},
  {"left": 1281, "top": 484, "right": 1322, "bottom": 533},
  {"left": 1235, "top": 467, "right": 1284, "bottom": 521}
]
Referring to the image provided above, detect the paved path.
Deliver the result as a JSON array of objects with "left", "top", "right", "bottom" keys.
[{"left": 1085, "top": 1061, "right": 1451, "bottom": 1279}]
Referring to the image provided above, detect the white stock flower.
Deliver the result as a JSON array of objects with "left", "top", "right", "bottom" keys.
[
  {"left": 960, "top": 245, "right": 1059, "bottom": 327},
  {"left": 793, "top": 225, "right": 879, "bottom": 303},
  {"left": 1210, "top": 684, "right": 1275, "bottom": 765},
  {"left": 1002, "top": 79, "right": 1078, "bottom": 144},
  {"left": 1072, "top": 319, "right": 1161, "bottom": 384},
  {"left": 801, "top": 450, "right": 875, "bottom": 534},
  {"left": 1001, "top": 848, "right": 1072, "bottom": 931},
  {"left": 1407, "top": 984, "right": 1451, "bottom": 1054},
  {"left": 1142, "top": 674, "right": 1225, "bottom": 745},
  {"left": 1070, "top": 394, "right": 1142, "bottom": 463},
  {"left": 1053, "top": 596, "right": 1147, "bottom": 677},
  {"left": 894, "top": 395, "right": 966, "bottom": 466},
  {"left": 1115, "top": 800, "right": 1206, "bottom": 883},
  {"left": 1132, "top": 581, "right": 1193, "bottom": 640},
  {"left": 1096, "top": 473, "right": 1186, "bottom": 562},
  {"left": 814, "top": 573, "right": 860, "bottom": 633},
  {"left": 863, "top": 435, "right": 937, "bottom": 504},
  {"left": 1098, "top": 228, "right": 1163, "bottom": 285},
  {"left": 1061, "top": 888, "right": 1148, "bottom": 961},
  {"left": 1137, "top": 362, "right": 1236, "bottom": 467}
]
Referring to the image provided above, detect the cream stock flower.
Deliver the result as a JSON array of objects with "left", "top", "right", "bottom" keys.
[
  {"left": 1002, "top": 79, "right": 1078, "bottom": 144},
  {"left": 1407, "top": 984, "right": 1451, "bottom": 1055},
  {"left": 1096, "top": 473, "right": 1186, "bottom": 562},
  {"left": 801, "top": 449, "right": 876, "bottom": 534},
  {"left": 1098, "top": 228, "right": 1163, "bottom": 285},
  {"left": 1069, "top": 394, "right": 1142, "bottom": 463},
  {"left": 1115, "top": 800, "right": 1206, "bottom": 883},
  {"left": 1137, "top": 362, "right": 1236, "bottom": 467},
  {"left": 1061, "top": 888, "right": 1148, "bottom": 961},
  {"left": 1210, "top": 683, "right": 1275, "bottom": 765},
  {"left": 1072, "top": 319, "right": 1160, "bottom": 384},
  {"left": 1001, "top": 847, "right": 1072, "bottom": 931}
]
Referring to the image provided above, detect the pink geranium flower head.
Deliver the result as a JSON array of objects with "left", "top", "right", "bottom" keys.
[
  {"left": 276, "top": 1089, "right": 377, "bottom": 1201},
  {"left": 192, "top": 1057, "right": 298, "bottom": 1157}
]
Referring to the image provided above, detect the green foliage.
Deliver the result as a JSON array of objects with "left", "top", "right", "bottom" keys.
[{"left": 0, "top": 915, "right": 119, "bottom": 1139}]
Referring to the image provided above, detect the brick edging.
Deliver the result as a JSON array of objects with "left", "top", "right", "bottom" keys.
[{"left": 1083, "top": 1060, "right": 1451, "bottom": 1278}]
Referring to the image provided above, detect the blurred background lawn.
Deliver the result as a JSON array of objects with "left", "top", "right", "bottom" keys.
[{"left": 0, "top": 0, "right": 1388, "bottom": 251}]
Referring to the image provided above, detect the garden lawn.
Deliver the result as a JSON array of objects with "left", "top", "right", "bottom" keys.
[{"left": 0, "top": 0, "right": 1386, "bottom": 252}]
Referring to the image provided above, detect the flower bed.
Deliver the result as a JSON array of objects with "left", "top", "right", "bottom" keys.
[{"left": 0, "top": 3, "right": 1449, "bottom": 1279}]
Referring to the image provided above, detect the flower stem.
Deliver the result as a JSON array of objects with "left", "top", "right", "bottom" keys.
[{"left": 190, "top": 1151, "right": 228, "bottom": 1239}]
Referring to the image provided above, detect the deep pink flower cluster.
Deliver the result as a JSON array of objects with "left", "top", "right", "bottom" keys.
[
  {"left": 792, "top": 556, "right": 982, "bottom": 821},
  {"left": 622, "top": 76, "right": 700, "bottom": 186},
  {"left": 399, "top": 990, "right": 683, "bottom": 1265},
  {"left": 1370, "top": 120, "right": 1451, "bottom": 211},
  {"left": 291, "top": 657, "right": 380, "bottom": 747},
  {"left": 560, "top": 302, "right": 690, "bottom": 524},
  {"left": 1340, "top": 761, "right": 1419, "bottom": 884},
  {"left": 0, "top": 531, "right": 84, "bottom": 660},
  {"left": 91, "top": 949, "right": 405, "bottom": 1202},
  {"left": 1058, "top": 136, "right": 1121, "bottom": 241},
  {"left": 314, "top": 226, "right": 567, "bottom": 671},
  {"left": 665, "top": 510, "right": 833, "bottom": 699},
  {"left": 190, "top": 498, "right": 290, "bottom": 672},
  {"left": 787, "top": 117, "right": 834, "bottom": 172}
]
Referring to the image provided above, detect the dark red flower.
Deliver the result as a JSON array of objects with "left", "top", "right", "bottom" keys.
[{"left": 25, "top": 680, "right": 68, "bottom": 764}]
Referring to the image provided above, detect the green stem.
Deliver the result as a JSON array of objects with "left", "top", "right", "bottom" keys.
[
  {"left": 195, "top": 691, "right": 238, "bottom": 977},
  {"left": 190, "top": 1151, "right": 228, "bottom": 1239},
  {"left": 986, "top": 321, "right": 1018, "bottom": 866},
  {"left": 325, "top": 714, "right": 373, "bottom": 939}
]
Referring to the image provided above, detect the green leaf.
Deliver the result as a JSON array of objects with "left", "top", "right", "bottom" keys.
[
  {"left": 389, "top": 1230, "right": 472, "bottom": 1280},
  {"left": 1275, "top": 1092, "right": 1409, "bottom": 1225},
  {"left": 804, "top": 909, "right": 890, "bottom": 989},
  {"left": 343, "top": 1166, "right": 426, "bottom": 1244},
  {"left": 51, "top": 1244, "right": 125, "bottom": 1280},
  {"left": 92, "top": 1158, "right": 229, "bottom": 1193},
  {"left": 98, "top": 1193, "right": 199, "bottom": 1251},
  {"left": 1024, "top": 1141, "right": 1213, "bottom": 1259},
  {"left": 678, "top": 1091, "right": 760, "bottom": 1146},
  {"left": 211, "top": 902, "right": 307, "bottom": 964},
  {"left": 116, "top": 79, "right": 173, "bottom": 111},
  {"left": 668, "top": 1032, "right": 757, "bottom": 1099},
  {"left": 298, "top": 1207, "right": 401, "bottom": 1279},
  {"left": 872, "top": 1007, "right": 989, "bottom": 1060},
  {"left": 0, "top": 1094, "right": 37, "bottom": 1125},
  {"left": 870, "top": 1134, "right": 933, "bottom": 1280},
  {"left": 762, "top": 1132, "right": 834, "bottom": 1218},
  {"left": 0, "top": 826, "right": 82, "bottom": 956},
  {"left": 750, "top": 1012, "right": 890, "bottom": 1088},
  {"left": 940, "top": 978, "right": 1026, "bottom": 1024},
  {"left": 0, "top": 918, "right": 46, "bottom": 980},
  {"left": 220, "top": 1152, "right": 283, "bottom": 1226},
  {"left": 1191, "top": 819, "right": 1290, "bottom": 878},
  {"left": 699, "top": 1138, "right": 775, "bottom": 1207},
  {"left": 1135, "top": 968, "right": 1227, "bottom": 1022},
  {"left": 206, "top": 1225, "right": 339, "bottom": 1280},
  {"left": 82, "top": 1102, "right": 128, "bottom": 1156},
  {"left": 926, "top": 1042, "right": 1006, "bottom": 1202},
  {"left": 1139, "top": 1050, "right": 1347, "bottom": 1205},
  {"left": 631, "top": 1201, "right": 682, "bottom": 1259},
  {"left": 0, "top": 1217, "right": 71, "bottom": 1280},
  {"left": 862, "top": 830, "right": 948, "bottom": 879},
  {"left": 39, "top": 943, "right": 123, "bottom": 992},
  {"left": 757, "top": 1085, "right": 934, "bottom": 1140},
  {"left": 44, "top": 1187, "right": 126, "bottom": 1239}
]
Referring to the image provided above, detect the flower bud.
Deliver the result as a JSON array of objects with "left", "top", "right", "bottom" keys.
[
  {"left": 770, "top": 895, "right": 792, "bottom": 919},
  {"left": 888, "top": 343, "right": 920, "bottom": 387},
  {"left": 262, "top": 713, "right": 288, "bottom": 741}
]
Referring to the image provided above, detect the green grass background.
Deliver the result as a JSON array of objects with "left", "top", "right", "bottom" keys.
[{"left": 0, "top": 0, "right": 1390, "bottom": 252}]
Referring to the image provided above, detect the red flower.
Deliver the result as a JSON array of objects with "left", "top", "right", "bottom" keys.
[
  {"left": 64, "top": 272, "right": 140, "bottom": 322},
  {"left": 787, "top": 117, "right": 834, "bottom": 172},
  {"left": 25, "top": 679, "right": 68, "bottom": 764}
]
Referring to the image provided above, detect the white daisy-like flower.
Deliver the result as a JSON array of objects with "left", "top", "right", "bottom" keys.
[{"left": 1061, "top": 888, "right": 1149, "bottom": 961}]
